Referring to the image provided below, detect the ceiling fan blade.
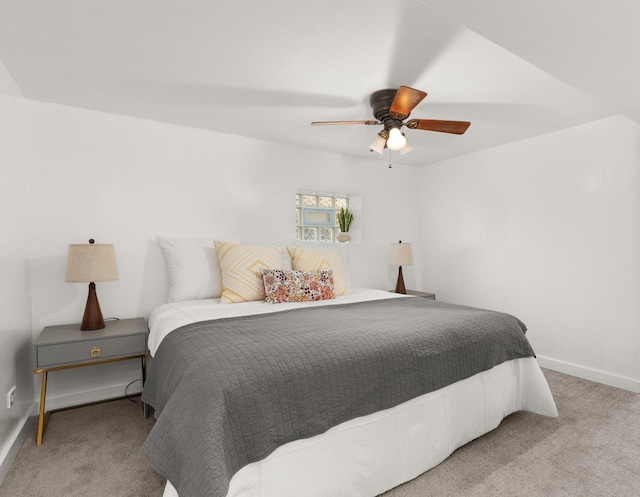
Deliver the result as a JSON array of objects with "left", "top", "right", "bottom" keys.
[
  {"left": 389, "top": 86, "right": 427, "bottom": 120},
  {"left": 406, "top": 119, "right": 471, "bottom": 135},
  {"left": 311, "top": 120, "right": 380, "bottom": 126}
]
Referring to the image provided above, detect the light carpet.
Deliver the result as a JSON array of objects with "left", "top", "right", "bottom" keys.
[{"left": 1, "top": 369, "right": 638, "bottom": 497}]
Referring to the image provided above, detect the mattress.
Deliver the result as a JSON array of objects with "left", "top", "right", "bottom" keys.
[{"left": 146, "top": 289, "right": 557, "bottom": 497}]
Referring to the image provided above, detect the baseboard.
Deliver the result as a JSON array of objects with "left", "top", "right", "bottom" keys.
[
  {"left": 0, "top": 411, "right": 36, "bottom": 486},
  {"left": 43, "top": 381, "right": 143, "bottom": 412},
  {"left": 537, "top": 356, "right": 640, "bottom": 393}
]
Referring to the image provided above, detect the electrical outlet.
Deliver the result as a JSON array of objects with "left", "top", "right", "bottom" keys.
[{"left": 6, "top": 386, "right": 16, "bottom": 409}]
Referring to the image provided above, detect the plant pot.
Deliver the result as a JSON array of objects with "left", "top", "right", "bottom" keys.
[{"left": 337, "top": 233, "right": 351, "bottom": 242}]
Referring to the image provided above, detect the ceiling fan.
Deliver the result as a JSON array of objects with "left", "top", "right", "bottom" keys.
[{"left": 311, "top": 86, "right": 471, "bottom": 155}]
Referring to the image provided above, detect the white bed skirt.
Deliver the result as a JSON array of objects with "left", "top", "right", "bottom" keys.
[{"left": 162, "top": 357, "right": 557, "bottom": 497}]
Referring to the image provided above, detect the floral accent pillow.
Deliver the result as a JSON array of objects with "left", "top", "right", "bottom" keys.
[{"left": 262, "top": 269, "right": 335, "bottom": 303}]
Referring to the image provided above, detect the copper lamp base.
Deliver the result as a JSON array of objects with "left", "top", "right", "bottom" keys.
[
  {"left": 394, "top": 266, "right": 407, "bottom": 294},
  {"left": 81, "top": 282, "right": 105, "bottom": 330}
]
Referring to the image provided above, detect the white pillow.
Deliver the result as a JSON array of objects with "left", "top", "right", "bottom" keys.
[{"left": 157, "top": 236, "right": 238, "bottom": 302}]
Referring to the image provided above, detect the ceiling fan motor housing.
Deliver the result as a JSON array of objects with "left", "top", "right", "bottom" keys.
[{"left": 370, "top": 89, "right": 404, "bottom": 130}]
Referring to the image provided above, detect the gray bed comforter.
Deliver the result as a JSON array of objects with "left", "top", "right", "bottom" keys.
[{"left": 142, "top": 297, "right": 534, "bottom": 497}]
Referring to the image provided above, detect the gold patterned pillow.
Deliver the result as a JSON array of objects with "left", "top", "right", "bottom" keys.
[
  {"left": 215, "top": 241, "right": 284, "bottom": 303},
  {"left": 287, "top": 245, "right": 350, "bottom": 296}
]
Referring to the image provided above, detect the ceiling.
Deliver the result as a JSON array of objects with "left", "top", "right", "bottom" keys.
[{"left": 0, "top": 0, "right": 637, "bottom": 166}]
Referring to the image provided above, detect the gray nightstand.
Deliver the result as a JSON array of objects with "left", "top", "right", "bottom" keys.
[
  {"left": 33, "top": 317, "right": 148, "bottom": 445},
  {"left": 405, "top": 290, "right": 436, "bottom": 300},
  {"left": 390, "top": 290, "right": 436, "bottom": 300}
]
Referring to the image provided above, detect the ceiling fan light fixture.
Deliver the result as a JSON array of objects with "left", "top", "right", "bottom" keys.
[
  {"left": 399, "top": 140, "right": 413, "bottom": 155},
  {"left": 369, "top": 133, "right": 387, "bottom": 155},
  {"left": 311, "top": 86, "right": 471, "bottom": 156},
  {"left": 386, "top": 127, "right": 406, "bottom": 151}
]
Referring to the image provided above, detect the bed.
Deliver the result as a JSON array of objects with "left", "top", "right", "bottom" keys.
[{"left": 142, "top": 238, "right": 557, "bottom": 497}]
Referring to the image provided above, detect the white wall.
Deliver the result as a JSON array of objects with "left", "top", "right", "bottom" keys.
[
  {"left": 24, "top": 100, "right": 423, "bottom": 408},
  {"left": 418, "top": 115, "right": 640, "bottom": 391},
  {"left": 0, "top": 60, "right": 33, "bottom": 477},
  {"left": 10, "top": 87, "right": 639, "bottom": 469}
]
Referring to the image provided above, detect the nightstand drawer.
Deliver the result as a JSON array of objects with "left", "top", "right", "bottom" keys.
[{"left": 37, "top": 334, "right": 146, "bottom": 367}]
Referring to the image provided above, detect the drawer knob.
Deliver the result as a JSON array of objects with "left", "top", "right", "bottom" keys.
[{"left": 90, "top": 347, "right": 101, "bottom": 358}]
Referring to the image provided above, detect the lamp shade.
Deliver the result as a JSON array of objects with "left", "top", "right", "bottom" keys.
[
  {"left": 65, "top": 243, "right": 119, "bottom": 283},
  {"left": 398, "top": 140, "right": 413, "bottom": 155},
  {"left": 369, "top": 134, "right": 387, "bottom": 155},
  {"left": 389, "top": 242, "right": 413, "bottom": 266}
]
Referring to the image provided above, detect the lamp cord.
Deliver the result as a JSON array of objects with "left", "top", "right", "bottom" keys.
[{"left": 125, "top": 378, "right": 142, "bottom": 403}]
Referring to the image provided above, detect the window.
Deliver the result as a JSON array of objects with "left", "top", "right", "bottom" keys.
[{"left": 295, "top": 193, "right": 349, "bottom": 242}]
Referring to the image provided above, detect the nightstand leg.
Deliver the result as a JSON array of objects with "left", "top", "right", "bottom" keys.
[
  {"left": 141, "top": 355, "right": 149, "bottom": 419},
  {"left": 141, "top": 355, "right": 146, "bottom": 384},
  {"left": 37, "top": 372, "right": 50, "bottom": 446}
]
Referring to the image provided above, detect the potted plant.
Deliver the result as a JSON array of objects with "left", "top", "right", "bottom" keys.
[{"left": 336, "top": 206, "right": 354, "bottom": 242}]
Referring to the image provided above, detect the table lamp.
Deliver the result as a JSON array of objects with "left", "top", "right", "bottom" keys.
[
  {"left": 389, "top": 240, "right": 413, "bottom": 294},
  {"left": 65, "top": 239, "right": 119, "bottom": 330}
]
